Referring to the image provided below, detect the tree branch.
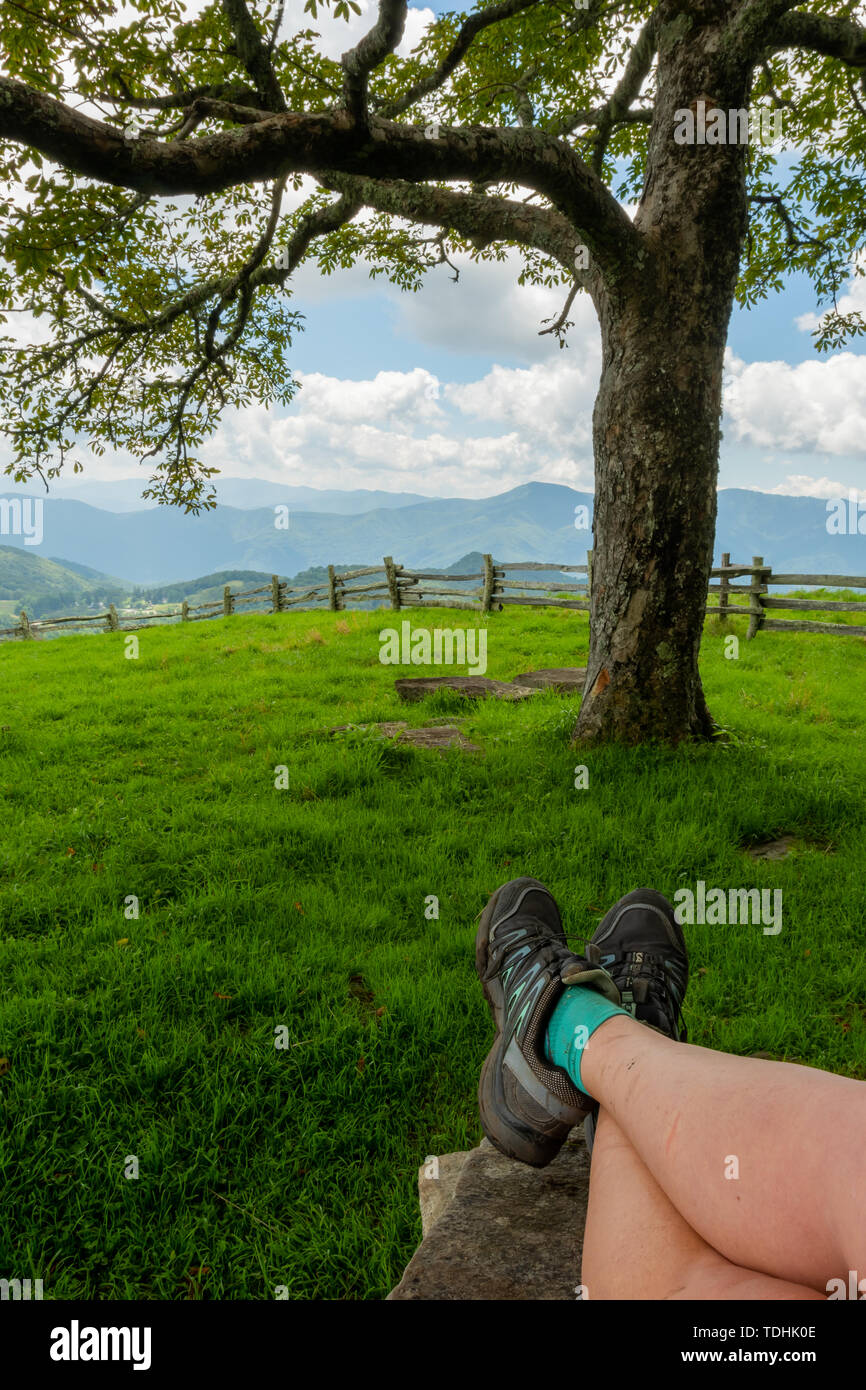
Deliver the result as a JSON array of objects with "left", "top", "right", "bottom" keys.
[
  {"left": 588, "top": 7, "right": 660, "bottom": 173},
  {"left": 61, "top": 187, "right": 361, "bottom": 336},
  {"left": 1, "top": 187, "right": 360, "bottom": 502},
  {"left": 315, "top": 169, "right": 582, "bottom": 276},
  {"left": 341, "top": 0, "right": 407, "bottom": 123},
  {"left": 723, "top": 0, "right": 803, "bottom": 61},
  {"left": 551, "top": 104, "right": 653, "bottom": 138},
  {"left": 376, "top": 0, "right": 545, "bottom": 118},
  {"left": 221, "top": 0, "right": 287, "bottom": 111},
  {"left": 766, "top": 9, "right": 866, "bottom": 67},
  {"left": 538, "top": 280, "right": 578, "bottom": 341},
  {"left": 257, "top": 191, "right": 363, "bottom": 284},
  {"left": 748, "top": 192, "right": 824, "bottom": 252},
  {"left": 95, "top": 83, "right": 262, "bottom": 113},
  {"left": 0, "top": 80, "right": 640, "bottom": 273}
]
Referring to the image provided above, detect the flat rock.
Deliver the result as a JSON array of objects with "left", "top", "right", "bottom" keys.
[
  {"left": 329, "top": 720, "right": 480, "bottom": 752},
  {"left": 388, "top": 1131, "right": 590, "bottom": 1301},
  {"left": 747, "top": 835, "right": 797, "bottom": 860},
  {"left": 394, "top": 676, "right": 535, "bottom": 702},
  {"left": 419, "top": 1152, "right": 472, "bottom": 1237},
  {"left": 399, "top": 725, "right": 480, "bottom": 752},
  {"left": 510, "top": 666, "right": 587, "bottom": 691},
  {"left": 330, "top": 720, "right": 410, "bottom": 737}
]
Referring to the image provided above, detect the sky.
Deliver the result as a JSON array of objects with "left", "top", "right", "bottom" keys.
[{"left": 9, "top": 0, "right": 866, "bottom": 503}]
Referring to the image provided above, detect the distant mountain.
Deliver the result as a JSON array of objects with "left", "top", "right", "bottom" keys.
[
  {"left": 45, "top": 555, "right": 128, "bottom": 584},
  {"left": 0, "top": 482, "right": 862, "bottom": 588},
  {"left": 0, "top": 547, "right": 129, "bottom": 620},
  {"left": 0, "top": 476, "right": 432, "bottom": 514},
  {"left": 714, "top": 490, "right": 865, "bottom": 574},
  {"left": 0, "top": 482, "right": 594, "bottom": 584},
  {"left": 138, "top": 569, "right": 284, "bottom": 606}
]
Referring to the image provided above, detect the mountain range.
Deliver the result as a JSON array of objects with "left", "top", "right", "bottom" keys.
[{"left": 0, "top": 479, "right": 863, "bottom": 591}]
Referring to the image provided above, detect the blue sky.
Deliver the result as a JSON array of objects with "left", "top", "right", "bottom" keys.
[{"left": 292, "top": 256, "right": 830, "bottom": 379}]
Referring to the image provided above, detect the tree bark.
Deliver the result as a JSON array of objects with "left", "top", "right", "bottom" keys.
[
  {"left": 575, "top": 4, "right": 751, "bottom": 744},
  {"left": 576, "top": 286, "right": 727, "bottom": 744}
]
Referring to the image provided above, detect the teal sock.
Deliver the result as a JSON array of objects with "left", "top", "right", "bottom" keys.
[{"left": 544, "top": 984, "right": 631, "bottom": 1095}]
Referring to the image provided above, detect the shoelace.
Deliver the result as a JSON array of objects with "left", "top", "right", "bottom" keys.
[
  {"left": 484, "top": 926, "right": 578, "bottom": 985},
  {"left": 565, "top": 936, "right": 686, "bottom": 1037},
  {"left": 487, "top": 926, "right": 686, "bottom": 1037}
]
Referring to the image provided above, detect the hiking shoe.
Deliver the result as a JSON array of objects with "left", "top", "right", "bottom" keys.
[
  {"left": 583, "top": 888, "right": 689, "bottom": 1155},
  {"left": 476, "top": 877, "right": 621, "bottom": 1168}
]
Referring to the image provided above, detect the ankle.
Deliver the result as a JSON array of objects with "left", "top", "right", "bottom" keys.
[
  {"left": 579, "top": 1012, "right": 648, "bottom": 1101},
  {"left": 544, "top": 982, "right": 633, "bottom": 1096}
]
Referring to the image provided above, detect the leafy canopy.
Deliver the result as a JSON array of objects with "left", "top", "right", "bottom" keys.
[{"left": 0, "top": 0, "right": 863, "bottom": 508}]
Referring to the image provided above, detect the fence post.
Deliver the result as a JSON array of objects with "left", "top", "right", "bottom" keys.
[
  {"left": 271, "top": 575, "right": 282, "bottom": 613},
  {"left": 481, "top": 554, "right": 495, "bottom": 614},
  {"left": 719, "top": 551, "right": 730, "bottom": 618},
  {"left": 107, "top": 604, "right": 120, "bottom": 631},
  {"left": 181, "top": 600, "right": 189, "bottom": 621},
  {"left": 223, "top": 585, "right": 234, "bottom": 617},
  {"left": 327, "top": 565, "right": 341, "bottom": 612},
  {"left": 20, "top": 609, "right": 34, "bottom": 639},
  {"left": 384, "top": 556, "right": 402, "bottom": 611},
  {"left": 586, "top": 549, "right": 593, "bottom": 603},
  {"left": 746, "top": 556, "right": 767, "bottom": 641}
]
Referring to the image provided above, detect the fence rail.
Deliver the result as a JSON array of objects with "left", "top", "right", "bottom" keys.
[
  {"left": 2, "top": 551, "right": 865, "bottom": 642},
  {"left": 711, "top": 551, "right": 866, "bottom": 639}
]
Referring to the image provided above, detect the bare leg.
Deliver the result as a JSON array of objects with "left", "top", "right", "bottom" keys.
[
  {"left": 579, "top": 1015, "right": 866, "bottom": 1291},
  {"left": 582, "top": 1109, "right": 827, "bottom": 1300}
]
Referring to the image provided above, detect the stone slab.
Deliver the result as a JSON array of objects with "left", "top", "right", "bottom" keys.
[
  {"left": 747, "top": 835, "right": 797, "bottom": 860},
  {"left": 419, "top": 1151, "right": 472, "bottom": 1237},
  {"left": 510, "top": 666, "right": 587, "bottom": 691},
  {"left": 394, "top": 676, "right": 536, "bottom": 702},
  {"left": 388, "top": 1131, "right": 590, "bottom": 1301},
  {"left": 329, "top": 720, "right": 480, "bottom": 752}
]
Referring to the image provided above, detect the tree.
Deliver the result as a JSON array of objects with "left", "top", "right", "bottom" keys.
[{"left": 0, "top": 0, "right": 864, "bottom": 742}]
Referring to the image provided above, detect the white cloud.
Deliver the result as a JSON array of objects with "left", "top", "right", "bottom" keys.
[
  {"left": 448, "top": 355, "right": 598, "bottom": 446},
  {"left": 195, "top": 333, "right": 864, "bottom": 500},
  {"left": 752, "top": 473, "right": 856, "bottom": 499},
  {"left": 282, "top": 0, "right": 434, "bottom": 61},
  {"left": 722, "top": 351, "right": 866, "bottom": 456},
  {"left": 198, "top": 350, "right": 596, "bottom": 497},
  {"left": 294, "top": 366, "right": 445, "bottom": 426}
]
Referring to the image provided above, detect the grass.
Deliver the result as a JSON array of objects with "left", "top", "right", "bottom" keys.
[{"left": 1, "top": 600, "right": 865, "bottom": 1299}]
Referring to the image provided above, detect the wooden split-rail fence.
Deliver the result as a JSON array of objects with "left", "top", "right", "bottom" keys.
[
  {"left": 713, "top": 552, "right": 866, "bottom": 639},
  {"left": 2, "top": 551, "right": 865, "bottom": 641}
]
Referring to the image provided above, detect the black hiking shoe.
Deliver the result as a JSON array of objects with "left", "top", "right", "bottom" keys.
[
  {"left": 476, "top": 877, "right": 621, "bottom": 1168},
  {"left": 582, "top": 888, "right": 689, "bottom": 1156}
]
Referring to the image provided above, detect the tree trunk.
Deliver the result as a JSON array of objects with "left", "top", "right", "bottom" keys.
[
  {"left": 575, "top": 287, "right": 727, "bottom": 744},
  {"left": 575, "top": 6, "right": 751, "bottom": 745}
]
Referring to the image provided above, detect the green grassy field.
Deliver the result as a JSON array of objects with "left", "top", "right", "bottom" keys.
[{"left": 1, "top": 599, "right": 865, "bottom": 1299}]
